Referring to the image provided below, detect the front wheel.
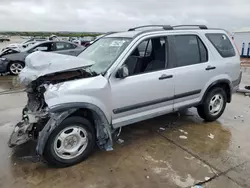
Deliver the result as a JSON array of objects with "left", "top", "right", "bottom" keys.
[
  {"left": 8, "top": 61, "right": 24, "bottom": 75},
  {"left": 43, "top": 116, "right": 96, "bottom": 167},
  {"left": 197, "top": 87, "right": 227, "bottom": 122}
]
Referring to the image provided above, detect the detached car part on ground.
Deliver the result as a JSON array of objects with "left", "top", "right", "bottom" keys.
[
  {"left": 8, "top": 25, "right": 242, "bottom": 167},
  {"left": 0, "top": 41, "right": 84, "bottom": 75}
]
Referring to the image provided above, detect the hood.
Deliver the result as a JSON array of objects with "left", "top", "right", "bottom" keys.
[
  {"left": 19, "top": 51, "right": 94, "bottom": 86},
  {"left": 7, "top": 43, "right": 20, "bottom": 48}
]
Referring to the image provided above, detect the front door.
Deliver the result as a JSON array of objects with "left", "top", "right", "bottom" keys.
[{"left": 110, "top": 36, "right": 174, "bottom": 128}]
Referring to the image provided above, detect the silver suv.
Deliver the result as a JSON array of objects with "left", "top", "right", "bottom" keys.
[{"left": 9, "top": 25, "right": 242, "bottom": 167}]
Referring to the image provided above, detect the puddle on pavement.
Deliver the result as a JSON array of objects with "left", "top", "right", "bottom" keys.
[{"left": 0, "top": 75, "right": 23, "bottom": 93}]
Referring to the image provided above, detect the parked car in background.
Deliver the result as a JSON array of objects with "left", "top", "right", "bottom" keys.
[
  {"left": 0, "top": 41, "right": 84, "bottom": 75},
  {"left": 0, "top": 36, "right": 10, "bottom": 42},
  {"left": 2, "top": 38, "right": 47, "bottom": 51},
  {"left": 0, "top": 48, "right": 20, "bottom": 57}
]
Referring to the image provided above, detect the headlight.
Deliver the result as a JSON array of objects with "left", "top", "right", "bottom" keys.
[{"left": 0, "top": 57, "right": 6, "bottom": 61}]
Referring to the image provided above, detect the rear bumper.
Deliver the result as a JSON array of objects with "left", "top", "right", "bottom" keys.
[{"left": 232, "top": 71, "right": 242, "bottom": 93}]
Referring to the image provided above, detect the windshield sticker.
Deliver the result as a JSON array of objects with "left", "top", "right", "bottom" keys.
[{"left": 110, "top": 40, "right": 126, "bottom": 47}]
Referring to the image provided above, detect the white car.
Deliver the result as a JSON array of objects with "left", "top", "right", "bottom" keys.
[{"left": 3, "top": 38, "right": 46, "bottom": 51}]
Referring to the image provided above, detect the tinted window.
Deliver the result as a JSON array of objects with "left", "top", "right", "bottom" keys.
[
  {"left": 206, "top": 33, "right": 235, "bottom": 58},
  {"left": 32, "top": 43, "right": 52, "bottom": 52},
  {"left": 173, "top": 35, "right": 201, "bottom": 67},
  {"left": 124, "top": 37, "right": 166, "bottom": 75},
  {"left": 55, "top": 42, "right": 77, "bottom": 51},
  {"left": 198, "top": 37, "right": 208, "bottom": 63},
  {"left": 137, "top": 40, "right": 152, "bottom": 57}
]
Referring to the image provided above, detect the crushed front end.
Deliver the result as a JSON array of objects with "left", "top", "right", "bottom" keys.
[{"left": 8, "top": 83, "right": 49, "bottom": 147}]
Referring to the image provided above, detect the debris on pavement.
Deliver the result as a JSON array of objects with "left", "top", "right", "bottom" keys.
[
  {"left": 237, "top": 88, "right": 250, "bottom": 94},
  {"left": 117, "top": 138, "right": 124, "bottom": 144},
  {"left": 179, "top": 129, "right": 184, "bottom": 133},
  {"left": 208, "top": 133, "right": 215, "bottom": 139},
  {"left": 179, "top": 129, "right": 189, "bottom": 135},
  {"left": 185, "top": 156, "right": 195, "bottom": 160},
  {"left": 179, "top": 135, "right": 188, "bottom": 139},
  {"left": 19, "top": 155, "right": 41, "bottom": 163},
  {"left": 159, "top": 127, "right": 166, "bottom": 131},
  {"left": 146, "top": 176, "right": 150, "bottom": 179},
  {"left": 205, "top": 177, "right": 210, "bottom": 181}
]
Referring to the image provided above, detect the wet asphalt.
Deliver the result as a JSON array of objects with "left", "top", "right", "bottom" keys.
[{"left": 0, "top": 69, "right": 250, "bottom": 188}]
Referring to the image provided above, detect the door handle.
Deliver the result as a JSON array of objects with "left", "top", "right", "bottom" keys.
[
  {"left": 159, "top": 74, "right": 173, "bottom": 80},
  {"left": 206, "top": 66, "right": 216, "bottom": 70}
]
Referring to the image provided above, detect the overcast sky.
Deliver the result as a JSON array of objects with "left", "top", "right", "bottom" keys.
[{"left": 0, "top": 0, "right": 249, "bottom": 32}]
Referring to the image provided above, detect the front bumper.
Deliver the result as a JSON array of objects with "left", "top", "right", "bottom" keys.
[
  {"left": 0, "top": 59, "right": 9, "bottom": 73},
  {"left": 8, "top": 106, "right": 49, "bottom": 147}
]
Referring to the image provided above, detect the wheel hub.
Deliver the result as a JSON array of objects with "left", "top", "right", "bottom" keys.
[
  {"left": 10, "top": 63, "right": 23, "bottom": 74},
  {"left": 64, "top": 136, "right": 78, "bottom": 149},
  {"left": 209, "top": 94, "right": 224, "bottom": 116},
  {"left": 53, "top": 126, "right": 89, "bottom": 160}
]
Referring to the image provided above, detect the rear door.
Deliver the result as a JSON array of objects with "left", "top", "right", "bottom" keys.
[{"left": 168, "top": 34, "right": 217, "bottom": 110}]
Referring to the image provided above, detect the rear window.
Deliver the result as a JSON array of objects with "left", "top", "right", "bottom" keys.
[{"left": 206, "top": 33, "right": 235, "bottom": 58}]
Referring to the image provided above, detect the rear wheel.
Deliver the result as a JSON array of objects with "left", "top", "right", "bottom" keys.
[
  {"left": 44, "top": 116, "right": 96, "bottom": 167},
  {"left": 197, "top": 87, "right": 227, "bottom": 122},
  {"left": 8, "top": 61, "right": 24, "bottom": 75}
]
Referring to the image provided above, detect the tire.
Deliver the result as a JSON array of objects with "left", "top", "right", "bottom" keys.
[
  {"left": 197, "top": 87, "right": 227, "bottom": 122},
  {"left": 8, "top": 61, "right": 24, "bottom": 75},
  {"left": 43, "top": 116, "right": 96, "bottom": 167}
]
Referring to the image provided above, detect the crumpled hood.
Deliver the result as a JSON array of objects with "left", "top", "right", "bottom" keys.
[{"left": 19, "top": 51, "right": 93, "bottom": 86}]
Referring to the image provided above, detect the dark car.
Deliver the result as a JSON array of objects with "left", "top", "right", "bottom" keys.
[
  {"left": 0, "top": 38, "right": 10, "bottom": 42},
  {"left": 0, "top": 41, "right": 85, "bottom": 75}
]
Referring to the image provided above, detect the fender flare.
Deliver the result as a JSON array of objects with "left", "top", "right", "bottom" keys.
[
  {"left": 201, "top": 79, "right": 232, "bottom": 103},
  {"left": 36, "top": 103, "right": 113, "bottom": 156}
]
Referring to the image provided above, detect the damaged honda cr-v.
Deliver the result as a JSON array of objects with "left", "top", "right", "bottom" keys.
[{"left": 8, "top": 25, "right": 241, "bottom": 167}]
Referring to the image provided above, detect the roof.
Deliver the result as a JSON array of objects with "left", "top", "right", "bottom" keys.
[{"left": 105, "top": 28, "right": 227, "bottom": 39}]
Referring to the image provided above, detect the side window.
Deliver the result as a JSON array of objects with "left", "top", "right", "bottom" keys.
[
  {"left": 32, "top": 43, "right": 52, "bottom": 52},
  {"left": 173, "top": 35, "right": 207, "bottom": 67},
  {"left": 69, "top": 43, "right": 77, "bottom": 49},
  {"left": 206, "top": 33, "right": 235, "bottom": 58},
  {"left": 55, "top": 42, "right": 66, "bottom": 51},
  {"left": 137, "top": 40, "right": 152, "bottom": 57},
  {"left": 198, "top": 37, "right": 208, "bottom": 63},
  {"left": 55, "top": 42, "right": 77, "bottom": 51},
  {"left": 124, "top": 37, "right": 166, "bottom": 76}
]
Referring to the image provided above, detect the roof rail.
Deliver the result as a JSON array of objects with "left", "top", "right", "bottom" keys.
[
  {"left": 172, "top": 25, "right": 208, "bottom": 29},
  {"left": 128, "top": 25, "right": 173, "bottom": 31}
]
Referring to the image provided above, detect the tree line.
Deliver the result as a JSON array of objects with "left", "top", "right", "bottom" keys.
[{"left": 0, "top": 31, "right": 102, "bottom": 37}]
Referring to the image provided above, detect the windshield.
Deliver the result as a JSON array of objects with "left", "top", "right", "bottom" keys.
[
  {"left": 78, "top": 37, "right": 131, "bottom": 74},
  {"left": 22, "top": 38, "right": 33, "bottom": 44}
]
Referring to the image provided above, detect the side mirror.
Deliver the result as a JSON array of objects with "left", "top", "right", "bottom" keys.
[{"left": 116, "top": 65, "right": 129, "bottom": 79}]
